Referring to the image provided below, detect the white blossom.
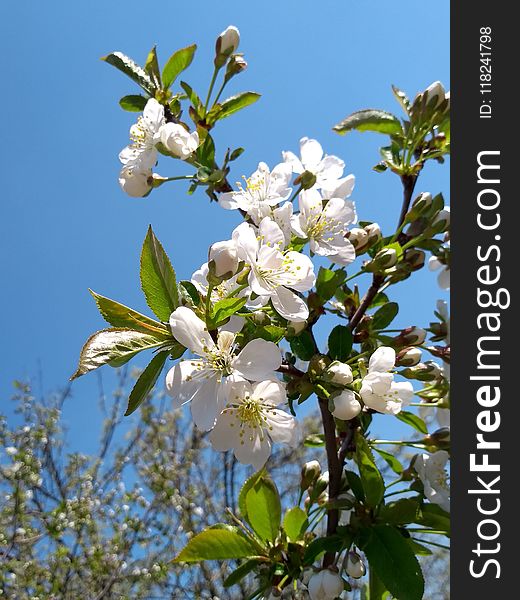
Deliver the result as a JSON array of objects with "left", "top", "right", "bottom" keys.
[
  {"left": 414, "top": 450, "right": 450, "bottom": 512},
  {"left": 233, "top": 220, "right": 315, "bottom": 321},
  {"left": 331, "top": 391, "right": 361, "bottom": 421},
  {"left": 209, "top": 379, "right": 297, "bottom": 469},
  {"left": 360, "top": 347, "right": 414, "bottom": 415},
  {"left": 166, "top": 307, "right": 282, "bottom": 430},
  {"left": 326, "top": 361, "right": 354, "bottom": 385},
  {"left": 283, "top": 137, "right": 345, "bottom": 189},
  {"left": 218, "top": 162, "right": 293, "bottom": 224},
  {"left": 208, "top": 240, "right": 239, "bottom": 277},
  {"left": 160, "top": 122, "right": 199, "bottom": 158},
  {"left": 291, "top": 189, "right": 356, "bottom": 264},
  {"left": 307, "top": 569, "right": 344, "bottom": 600},
  {"left": 217, "top": 25, "right": 240, "bottom": 56}
]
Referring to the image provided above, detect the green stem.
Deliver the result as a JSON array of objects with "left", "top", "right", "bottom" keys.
[
  {"left": 213, "top": 78, "right": 228, "bottom": 106},
  {"left": 163, "top": 174, "right": 197, "bottom": 182},
  {"left": 344, "top": 269, "right": 365, "bottom": 283},
  {"left": 204, "top": 66, "right": 220, "bottom": 111},
  {"left": 411, "top": 537, "right": 450, "bottom": 551},
  {"left": 288, "top": 185, "right": 303, "bottom": 204}
]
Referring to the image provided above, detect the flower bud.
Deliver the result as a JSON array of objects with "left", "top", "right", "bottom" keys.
[
  {"left": 395, "top": 326, "right": 427, "bottom": 346},
  {"left": 364, "top": 222, "right": 382, "bottom": 243},
  {"left": 295, "top": 170, "right": 318, "bottom": 190},
  {"left": 408, "top": 192, "right": 433, "bottom": 220},
  {"left": 215, "top": 25, "right": 240, "bottom": 67},
  {"left": 404, "top": 249, "right": 426, "bottom": 271},
  {"left": 331, "top": 391, "right": 361, "bottom": 421},
  {"left": 325, "top": 361, "right": 354, "bottom": 385},
  {"left": 370, "top": 248, "right": 398, "bottom": 270},
  {"left": 308, "top": 569, "right": 344, "bottom": 600},
  {"left": 424, "top": 81, "right": 446, "bottom": 108},
  {"left": 430, "top": 427, "right": 451, "bottom": 443},
  {"left": 396, "top": 347, "right": 422, "bottom": 367},
  {"left": 300, "top": 460, "right": 321, "bottom": 492},
  {"left": 346, "top": 552, "right": 366, "bottom": 579},
  {"left": 433, "top": 207, "right": 450, "bottom": 230},
  {"left": 288, "top": 321, "right": 307, "bottom": 336},
  {"left": 160, "top": 123, "right": 199, "bottom": 158},
  {"left": 225, "top": 54, "right": 247, "bottom": 82},
  {"left": 313, "top": 471, "right": 329, "bottom": 496},
  {"left": 401, "top": 360, "right": 442, "bottom": 382},
  {"left": 347, "top": 228, "right": 369, "bottom": 253},
  {"left": 208, "top": 240, "right": 239, "bottom": 278}
]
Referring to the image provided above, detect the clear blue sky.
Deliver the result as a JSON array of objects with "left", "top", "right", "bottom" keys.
[{"left": 1, "top": 1, "right": 449, "bottom": 450}]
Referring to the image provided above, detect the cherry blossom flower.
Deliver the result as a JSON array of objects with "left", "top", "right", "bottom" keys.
[
  {"left": 331, "top": 390, "right": 361, "bottom": 421},
  {"left": 160, "top": 122, "right": 199, "bottom": 158},
  {"left": 291, "top": 189, "right": 356, "bottom": 265},
  {"left": 209, "top": 379, "right": 297, "bottom": 469},
  {"left": 414, "top": 450, "right": 450, "bottom": 512},
  {"left": 218, "top": 162, "right": 293, "bottom": 224},
  {"left": 360, "top": 347, "right": 414, "bottom": 415},
  {"left": 166, "top": 308, "right": 281, "bottom": 430},
  {"left": 232, "top": 220, "right": 316, "bottom": 321},
  {"left": 283, "top": 137, "right": 345, "bottom": 189},
  {"left": 307, "top": 569, "right": 344, "bottom": 600}
]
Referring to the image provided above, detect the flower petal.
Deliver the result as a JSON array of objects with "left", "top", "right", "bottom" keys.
[
  {"left": 233, "top": 339, "right": 282, "bottom": 380},
  {"left": 170, "top": 307, "right": 214, "bottom": 356},
  {"left": 368, "top": 346, "right": 396, "bottom": 373},
  {"left": 271, "top": 286, "right": 309, "bottom": 322}
]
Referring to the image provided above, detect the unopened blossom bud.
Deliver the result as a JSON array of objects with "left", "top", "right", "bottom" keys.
[
  {"left": 370, "top": 248, "right": 398, "bottom": 270},
  {"left": 252, "top": 311, "right": 269, "bottom": 325},
  {"left": 401, "top": 361, "right": 442, "bottom": 382},
  {"left": 346, "top": 552, "right": 366, "bottom": 579},
  {"left": 288, "top": 321, "right": 307, "bottom": 336},
  {"left": 225, "top": 54, "right": 247, "bottom": 82},
  {"left": 396, "top": 347, "right": 422, "bottom": 367},
  {"left": 325, "top": 361, "right": 354, "bottom": 385},
  {"left": 433, "top": 207, "right": 450, "bottom": 230},
  {"left": 347, "top": 227, "right": 369, "bottom": 252},
  {"left": 308, "top": 569, "right": 344, "bottom": 600},
  {"left": 404, "top": 249, "right": 426, "bottom": 271},
  {"left": 364, "top": 222, "right": 382, "bottom": 243},
  {"left": 395, "top": 326, "right": 427, "bottom": 346},
  {"left": 408, "top": 192, "right": 433, "bottom": 220},
  {"left": 424, "top": 81, "right": 446, "bottom": 108},
  {"left": 317, "top": 491, "right": 329, "bottom": 506},
  {"left": 331, "top": 391, "right": 361, "bottom": 421},
  {"left": 215, "top": 25, "right": 240, "bottom": 67},
  {"left": 208, "top": 240, "right": 239, "bottom": 278},
  {"left": 445, "top": 91, "right": 451, "bottom": 111},
  {"left": 295, "top": 170, "right": 318, "bottom": 190},
  {"left": 119, "top": 167, "right": 153, "bottom": 198},
  {"left": 300, "top": 460, "right": 321, "bottom": 492},
  {"left": 430, "top": 427, "right": 451, "bottom": 443},
  {"left": 313, "top": 471, "right": 329, "bottom": 496},
  {"left": 160, "top": 123, "right": 199, "bottom": 158}
]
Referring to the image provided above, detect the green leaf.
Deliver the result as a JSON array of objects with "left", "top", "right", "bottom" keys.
[
  {"left": 71, "top": 328, "right": 166, "bottom": 380},
  {"left": 238, "top": 470, "right": 263, "bottom": 522},
  {"left": 89, "top": 290, "right": 171, "bottom": 338},
  {"left": 125, "top": 350, "right": 169, "bottom": 416},
  {"left": 360, "top": 525, "right": 424, "bottom": 600},
  {"left": 162, "top": 45, "right": 197, "bottom": 90},
  {"left": 289, "top": 331, "right": 315, "bottom": 361},
  {"left": 407, "top": 539, "right": 433, "bottom": 556},
  {"left": 101, "top": 52, "right": 155, "bottom": 93},
  {"left": 416, "top": 504, "right": 450, "bottom": 537},
  {"left": 140, "top": 226, "right": 179, "bottom": 322},
  {"left": 328, "top": 325, "right": 353, "bottom": 361},
  {"left": 180, "top": 81, "right": 203, "bottom": 114},
  {"left": 216, "top": 92, "right": 261, "bottom": 120},
  {"left": 210, "top": 297, "right": 247, "bottom": 328},
  {"left": 373, "top": 447, "right": 403, "bottom": 474},
  {"left": 144, "top": 45, "right": 161, "bottom": 87},
  {"left": 304, "top": 433, "right": 325, "bottom": 447},
  {"left": 333, "top": 109, "right": 402, "bottom": 136},
  {"left": 371, "top": 302, "right": 399, "bottom": 330},
  {"left": 345, "top": 470, "right": 365, "bottom": 503},
  {"left": 355, "top": 433, "right": 385, "bottom": 508},
  {"left": 119, "top": 94, "right": 148, "bottom": 112},
  {"left": 316, "top": 267, "right": 346, "bottom": 302},
  {"left": 392, "top": 85, "right": 411, "bottom": 114},
  {"left": 224, "top": 559, "right": 261, "bottom": 588},
  {"left": 253, "top": 325, "right": 286, "bottom": 344},
  {"left": 244, "top": 475, "right": 281, "bottom": 543},
  {"left": 395, "top": 411, "right": 428, "bottom": 435},
  {"left": 173, "top": 524, "right": 261, "bottom": 563},
  {"left": 379, "top": 498, "right": 421, "bottom": 525},
  {"left": 179, "top": 281, "right": 201, "bottom": 306},
  {"left": 283, "top": 507, "right": 308, "bottom": 541},
  {"left": 303, "top": 535, "right": 344, "bottom": 566}
]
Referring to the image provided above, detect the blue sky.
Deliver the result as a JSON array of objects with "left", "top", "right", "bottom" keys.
[{"left": 1, "top": 1, "right": 449, "bottom": 450}]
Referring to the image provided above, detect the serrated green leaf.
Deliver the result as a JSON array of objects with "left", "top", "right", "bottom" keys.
[
  {"left": 289, "top": 331, "right": 315, "bottom": 361},
  {"left": 303, "top": 535, "right": 344, "bottom": 566},
  {"left": 328, "top": 325, "right": 353, "bottom": 361},
  {"left": 316, "top": 267, "right": 347, "bottom": 302},
  {"left": 360, "top": 525, "right": 424, "bottom": 600},
  {"left": 173, "top": 524, "right": 261, "bottom": 563},
  {"left": 162, "top": 44, "right": 197, "bottom": 89},
  {"left": 355, "top": 433, "right": 385, "bottom": 508},
  {"left": 345, "top": 470, "right": 365, "bottom": 503},
  {"left": 373, "top": 447, "right": 403, "bottom": 474},
  {"left": 180, "top": 81, "right": 203, "bottom": 114},
  {"left": 71, "top": 328, "right": 166, "bottom": 380},
  {"left": 253, "top": 325, "right": 286, "bottom": 344},
  {"left": 101, "top": 52, "right": 155, "bottom": 93},
  {"left": 224, "top": 559, "right": 261, "bottom": 588},
  {"left": 216, "top": 92, "right": 260, "bottom": 120},
  {"left": 244, "top": 475, "right": 281, "bottom": 543},
  {"left": 210, "top": 297, "right": 247, "bottom": 328},
  {"left": 119, "top": 94, "right": 148, "bottom": 112},
  {"left": 416, "top": 504, "right": 450, "bottom": 537},
  {"left": 140, "top": 226, "right": 179, "bottom": 321},
  {"left": 238, "top": 470, "right": 264, "bottom": 522},
  {"left": 379, "top": 498, "right": 421, "bottom": 525},
  {"left": 396, "top": 411, "right": 428, "bottom": 435},
  {"left": 283, "top": 507, "right": 308, "bottom": 541},
  {"left": 144, "top": 45, "right": 161, "bottom": 87},
  {"left": 407, "top": 539, "right": 433, "bottom": 556},
  {"left": 371, "top": 302, "right": 399, "bottom": 330},
  {"left": 125, "top": 350, "right": 169, "bottom": 416},
  {"left": 89, "top": 290, "right": 171, "bottom": 338},
  {"left": 334, "top": 109, "right": 402, "bottom": 136},
  {"left": 179, "top": 281, "right": 201, "bottom": 306},
  {"left": 392, "top": 85, "right": 411, "bottom": 114}
]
